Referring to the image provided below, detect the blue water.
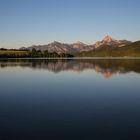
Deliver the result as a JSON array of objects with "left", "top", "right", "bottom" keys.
[{"left": 0, "top": 59, "right": 140, "bottom": 140}]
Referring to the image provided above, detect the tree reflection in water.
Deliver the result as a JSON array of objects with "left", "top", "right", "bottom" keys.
[{"left": 0, "top": 59, "right": 140, "bottom": 78}]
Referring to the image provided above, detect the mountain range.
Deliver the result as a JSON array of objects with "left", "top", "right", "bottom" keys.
[{"left": 21, "top": 35, "right": 132, "bottom": 54}]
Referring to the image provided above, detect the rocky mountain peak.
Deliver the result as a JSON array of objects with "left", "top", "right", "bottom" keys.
[
  {"left": 51, "top": 41, "right": 62, "bottom": 45},
  {"left": 103, "top": 35, "right": 114, "bottom": 42},
  {"left": 75, "top": 41, "right": 85, "bottom": 45}
]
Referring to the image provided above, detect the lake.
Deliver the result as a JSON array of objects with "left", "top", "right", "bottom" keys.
[{"left": 0, "top": 59, "right": 140, "bottom": 140}]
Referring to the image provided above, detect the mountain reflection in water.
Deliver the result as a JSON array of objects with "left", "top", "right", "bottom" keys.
[{"left": 0, "top": 59, "right": 140, "bottom": 78}]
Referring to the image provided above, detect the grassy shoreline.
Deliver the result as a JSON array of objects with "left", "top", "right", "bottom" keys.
[{"left": 1, "top": 57, "right": 140, "bottom": 60}]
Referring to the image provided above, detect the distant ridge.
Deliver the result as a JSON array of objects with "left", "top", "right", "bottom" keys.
[{"left": 21, "top": 35, "right": 132, "bottom": 54}]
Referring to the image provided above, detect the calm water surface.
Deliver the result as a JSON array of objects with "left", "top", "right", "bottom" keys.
[{"left": 0, "top": 59, "right": 140, "bottom": 140}]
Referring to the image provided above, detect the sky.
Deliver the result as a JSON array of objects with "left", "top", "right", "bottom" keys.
[{"left": 0, "top": 0, "right": 140, "bottom": 48}]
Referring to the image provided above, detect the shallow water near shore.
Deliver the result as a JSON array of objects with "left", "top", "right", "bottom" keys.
[{"left": 0, "top": 59, "right": 140, "bottom": 140}]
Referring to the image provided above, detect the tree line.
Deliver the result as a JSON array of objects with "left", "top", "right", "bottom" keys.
[{"left": 0, "top": 48, "right": 74, "bottom": 58}]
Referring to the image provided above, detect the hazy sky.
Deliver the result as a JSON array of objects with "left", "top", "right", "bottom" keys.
[{"left": 0, "top": 0, "right": 140, "bottom": 48}]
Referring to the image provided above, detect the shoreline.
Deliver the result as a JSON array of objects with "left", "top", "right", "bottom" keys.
[{"left": 1, "top": 57, "right": 140, "bottom": 60}]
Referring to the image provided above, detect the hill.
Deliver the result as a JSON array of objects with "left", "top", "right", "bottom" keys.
[{"left": 77, "top": 41, "right": 140, "bottom": 57}]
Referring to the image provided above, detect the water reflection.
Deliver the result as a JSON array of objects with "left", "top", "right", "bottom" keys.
[
  {"left": 0, "top": 59, "right": 140, "bottom": 78},
  {"left": 0, "top": 59, "right": 140, "bottom": 140}
]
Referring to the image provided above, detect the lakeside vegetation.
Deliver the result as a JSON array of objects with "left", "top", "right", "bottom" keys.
[{"left": 0, "top": 48, "right": 73, "bottom": 58}]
